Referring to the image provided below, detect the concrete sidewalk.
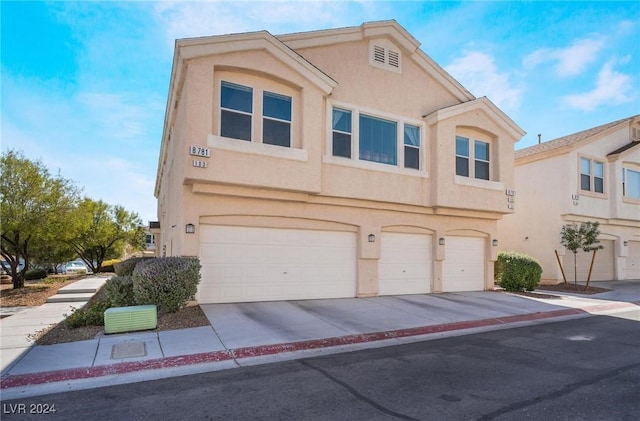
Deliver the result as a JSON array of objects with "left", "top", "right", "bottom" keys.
[{"left": 1, "top": 280, "right": 638, "bottom": 399}]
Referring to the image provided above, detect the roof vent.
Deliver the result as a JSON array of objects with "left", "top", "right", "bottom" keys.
[{"left": 369, "top": 41, "right": 401, "bottom": 73}]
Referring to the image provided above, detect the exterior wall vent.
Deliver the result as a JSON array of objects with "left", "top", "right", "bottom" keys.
[{"left": 369, "top": 40, "right": 401, "bottom": 73}]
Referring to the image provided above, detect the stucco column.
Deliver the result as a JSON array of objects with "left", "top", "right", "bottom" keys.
[{"left": 357, "top": 227, "right": 380, "bottom": 297}]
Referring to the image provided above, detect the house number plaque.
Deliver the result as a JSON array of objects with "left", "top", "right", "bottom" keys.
[{"left": 189, "top": 145, "right": 211, "bottom": 157}]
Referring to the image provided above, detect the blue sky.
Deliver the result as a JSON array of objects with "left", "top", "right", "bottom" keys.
[{"left": 2, "top": 1, "right": 639, "bottom": 223}]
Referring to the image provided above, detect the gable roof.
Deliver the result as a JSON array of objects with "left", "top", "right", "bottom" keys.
[
  {"left": 515, "top": 114, "right": 640, "bottom": 163},
  {"left": 278, "top": 20, "right": 475, "bottom": 103},
  {"left": 424, "top": 96, "right": 525, "bottom": 140}
]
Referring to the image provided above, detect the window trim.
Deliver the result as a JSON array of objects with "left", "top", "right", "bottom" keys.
[
  {"left": 326, "top": 101, "right": 426, "bottom": 175},
  {"left": 578, "top": 155, "right": 606, "bottom": 197}
]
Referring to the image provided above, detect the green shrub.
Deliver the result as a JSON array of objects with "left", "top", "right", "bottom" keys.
[
  {"left": 65, "top": 300, "right": 111, "bottom": 328},
  {"left": 104, "top": 275, "right": 136, "bottom": 307},
  {"left": 495, "top": 251, "right": 542, "bottom": 292},
  {"left": 114, "top": 257, "right": 155, "bottom": 276},
  {"left": 132, "top": 257, "right": 201, "bottom": 314},
  {"left": 100, "top": 259, "right": 121, "bottom": 273},
  {"left": 25, "top": 268, "right": 48, "bottom": 280}
]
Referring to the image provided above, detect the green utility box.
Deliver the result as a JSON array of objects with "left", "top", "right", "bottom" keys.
[{"left": 104, "top": 305, "right": 157, "bottom": 334}]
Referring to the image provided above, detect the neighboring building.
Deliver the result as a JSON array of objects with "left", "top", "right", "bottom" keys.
[
  {"left": 155, "top": 20, "right": 525, "bottom": 304},
  {"left": 123, "top": 224, "right": 159, "bottom": 259},
  {"left": 499, "top": 115, "right": 640, "bottom": 284}
]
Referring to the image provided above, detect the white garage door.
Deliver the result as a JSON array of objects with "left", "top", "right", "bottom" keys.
[
  {"left": 199, "top": 226, "right": 357, "bottom": 303},
  {"left": 563, "top": 239, "right": 615, "bottom": 282},
  {"left": 443, "top": 236, "right": 485, "bottom": 292},
  {"left": 379, "top": 233, "right": 432, "bottom": 295},
  {"left": 625, "top": 241, "right": 640, "bottom": 280}
]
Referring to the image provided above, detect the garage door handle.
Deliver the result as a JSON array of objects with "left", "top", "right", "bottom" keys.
[{"left": 283, "top": 272, "right": 288, "bottom": 275}]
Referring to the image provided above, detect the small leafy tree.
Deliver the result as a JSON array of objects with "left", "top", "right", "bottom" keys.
[
  {"left": 0, "top": 150, "right": 80, "bottom": 288},
  {"left": 560, "top": 222, "right": 603, "bottom": 288},
  {"left": 68, "top": 199, "right": 146, "bottom": 273}
]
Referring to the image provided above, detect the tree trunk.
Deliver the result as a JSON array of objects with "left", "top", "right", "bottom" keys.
[
  {"left": 555, "top": 249, "right": 568, "bottom": 286},
  {"left": 573, "top": 252, "right": 578, "bottom": 287},
  {"left": 585, "top": 249, "right": 598, "bottom": 291}
]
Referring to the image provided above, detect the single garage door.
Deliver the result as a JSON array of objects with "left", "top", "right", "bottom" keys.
[
  {"left": 563, "top": 239, "right": 615, "bottom": 282},
  {"left": 199, "top": 226, "right": 357, "bottom": 303},
  {"left": 625, "top": 241, "right": 640, "bottom": 280},
  {"left": 442, "top": 236, "right": 485, "bottom": 292},
  {"left": 379, "top": 232, "right": 432, "bottom": 295}
]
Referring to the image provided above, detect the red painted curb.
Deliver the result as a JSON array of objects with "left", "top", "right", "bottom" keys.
[{"left": 1, "top": 300, "right": 637, "bottom": 390}]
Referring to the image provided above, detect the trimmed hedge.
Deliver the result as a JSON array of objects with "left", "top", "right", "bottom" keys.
[
  {"left": 495, "top": 251, "right": 542, "bottom": 292},
  {"left": 25, "top": 268, "right": 48, "bottom": 280},
  {"left": 132, "top": 257, "right": 201, "bottom": 314},
  {"left": 104, "top": 275, "right": 136, "bottom": 307},
  {"left": 114, "top": 257, "right": 155, "bottom": 276}
]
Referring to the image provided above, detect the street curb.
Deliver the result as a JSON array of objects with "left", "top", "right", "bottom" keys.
[{"left": 1, "top": 300, "right": 637, "bottom": 390}]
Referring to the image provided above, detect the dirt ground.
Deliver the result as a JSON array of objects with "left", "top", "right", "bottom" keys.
[{"left": 1, "top": 274, "right": 211, "bottom": 345}]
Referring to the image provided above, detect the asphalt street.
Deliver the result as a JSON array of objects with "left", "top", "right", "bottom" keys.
[{"left": 2, "top": 309, "right": 639, "bottom": 421}]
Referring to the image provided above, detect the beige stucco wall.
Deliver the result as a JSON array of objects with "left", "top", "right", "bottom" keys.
[
  {"left": 499, "top": 125, "right": 640, "bottom": 283},
  {"left": 156, "top": 25, "right": 523, "bottom": 295}
]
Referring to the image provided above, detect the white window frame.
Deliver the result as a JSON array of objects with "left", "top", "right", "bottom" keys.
[
  {"left": 217, "top": 79, "right": 294, "bottom": 149},
  {"left": 579, "top": 155, "right": 605, "bottom": 196},
  {"left": 456, "top": 135, "right": 491, "bottom": 181},
  {"left": 325, "top": 101, "right": 426, "bottom": 176},
  {"left": 622, "top": 166, "right": 640, "bottom": 202}
]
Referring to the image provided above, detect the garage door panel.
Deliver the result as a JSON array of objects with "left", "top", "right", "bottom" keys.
[
  {"left": 443, "top": 236, "right": 485, "bottom": 292},
  {"left": 379, "top": 233, "right": 432, "bottom": 295},
  {"left": 199, "top": 226, "right": 356, "bottom": 303},
  {"left": 625, "top": 241, "right": 640, "bottom": 280},
  {"left": 563, "top": 239, "right": 614, "bottom": 282}
]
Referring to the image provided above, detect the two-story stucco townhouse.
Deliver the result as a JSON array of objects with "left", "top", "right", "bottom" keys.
[
  {"left": 154, "top": 20, "right": 525, "bottom": 304},
  {"left": 499, "top": 115, "right": 640, "bottom": 284}
]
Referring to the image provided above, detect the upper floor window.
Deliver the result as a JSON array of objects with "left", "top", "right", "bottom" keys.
[
  {"left": 329, "top": 105, "right": 422, "bottom": 170},
  {"left": 263, "top": 91, "right": 292, "bottom": 147},
  {"left": 456, "top": 136, "right": 490, "bottom": 180},
  {"left": 623, "top": 167, "right": 640, "bottom": 199},
  {"left": 332, "top": 108, "right": 352, "bottom": 158},
  {"left": 221, "top": 81, "right": 253, "bottom": 141},
  {"left": 360, "top": 114, "right": 397, "bottom": 166},
  {"left": 219, "top": 80, "right": 293, "bottom": 148},
  {"left": 580, "top": 157, "right": 604, "bottom": 193},
  {"left": 404, "top": 124, "right": 420, "bottom": 170}
]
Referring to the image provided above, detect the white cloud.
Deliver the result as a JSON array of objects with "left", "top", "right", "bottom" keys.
[
  {"left": 562, "top": 61, "right": 636, "bottom": 111},
  {"left": 523, "top": 37, "right": 605, "bottom": 77},
  {"left": 445, "top": 51, "right": 523, "bottom": 111},
  {"left": 154, "top": 1, "right": 363, "bottom": 46}
]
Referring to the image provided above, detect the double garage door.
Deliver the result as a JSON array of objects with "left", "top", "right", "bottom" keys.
[{"left": 199, "top": 226, "right": 357, "bottom": 303}]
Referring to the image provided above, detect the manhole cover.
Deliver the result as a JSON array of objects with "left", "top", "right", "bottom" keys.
[{"left": 111, "top": 341, "right": 147, "bottom": 359}]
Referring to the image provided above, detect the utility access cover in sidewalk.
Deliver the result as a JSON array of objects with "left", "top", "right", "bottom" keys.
[{"left": 111, "top": 342, "right": 147, "bottom": 359}]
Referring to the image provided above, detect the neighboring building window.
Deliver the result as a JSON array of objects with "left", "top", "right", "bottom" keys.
[
  {"left": 220, "top": 81, "right": 253, "bottom": 141},
  {"left": 145, "top": 234, "right": 155, "bottom": 245},
  {"left": 580, "top": 157, "right": 604, "bottom": 193},
  {"left": 404, "top": 124, "right": 420, "bottom": 169},
  {"left": 262, "top": 91, "right": 292, "bottom": 147},
  {"left": 359, "top": 114, "right": 397, "bottom": 165},
  {"left": 456, "top": 136, "right": 490, "bottom": 180},
  {"left": 623, "top": 167, "right": 640, "bottom": 199},
  {"left": 332, "top": 108, "right": 352, "bottom": 158}
]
